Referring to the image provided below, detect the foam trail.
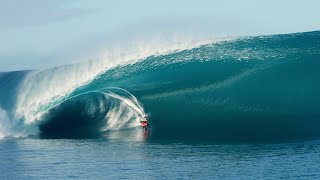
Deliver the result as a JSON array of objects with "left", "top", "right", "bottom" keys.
[
  {"left": 101, "top": 92, "right": 142, "bottom": 130},
  {"left": 99, "top": 87, "right": 146, "bottom": 116},
  {"left": 103, "top": 102, "right": 139, "bottom": 130}
]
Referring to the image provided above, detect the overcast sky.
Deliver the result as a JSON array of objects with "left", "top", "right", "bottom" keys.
[{"left": 0, "top": 0, "right": 319, "bottom": 71}]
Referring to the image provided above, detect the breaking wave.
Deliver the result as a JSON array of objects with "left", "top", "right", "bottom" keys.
[{"left": 1, "top": 31, "right": 320, "bottom": 142}]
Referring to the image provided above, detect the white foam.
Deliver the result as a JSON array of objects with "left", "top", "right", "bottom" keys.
[
  {"left": 101, "top": 91, "right": 145, "bottom": 130},
  {"left": 0, "top": 107, "right": 10, "bottom": 138}
]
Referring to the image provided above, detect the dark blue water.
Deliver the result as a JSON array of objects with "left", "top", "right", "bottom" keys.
[{"left": 1, "top": 136, "right": 320, "bottom": 179}]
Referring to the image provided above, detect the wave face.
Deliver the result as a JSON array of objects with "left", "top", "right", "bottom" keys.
[{"left": 1, "top": 31, "right": 320, "bottom": 141}]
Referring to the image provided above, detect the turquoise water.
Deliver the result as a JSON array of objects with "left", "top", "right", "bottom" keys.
[
  {"left": 1, "top": 136, "right": 320, "bottom": 179},
  {"left": 1, "top": 31, "right": 320, "bottom": 178}
]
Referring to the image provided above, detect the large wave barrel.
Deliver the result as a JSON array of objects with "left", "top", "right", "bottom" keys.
[
  {"left": 1, "top": 31, "right": 320, "bottom": 142},
  {"left": 38, "top": 89, "right": 144, "bottom": 138},
  {"left": 78, "top": 31, "right": 320, "bottom": 142},
  {"left": 38, "top": 92, "right": 109, "bottom": 138}
]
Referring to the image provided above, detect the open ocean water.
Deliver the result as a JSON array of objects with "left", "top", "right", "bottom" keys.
[{"left": 1, "top": 136, "right": 320, "bottom": 179}]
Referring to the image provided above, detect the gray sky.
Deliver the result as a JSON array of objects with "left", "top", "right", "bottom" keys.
[{"left": 0, "top": 0, "right": 319, "bottom": 71}]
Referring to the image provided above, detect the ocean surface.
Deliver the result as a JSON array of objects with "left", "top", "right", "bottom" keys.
[
  {"left": 1, "top": 137, "right": 320, "bottom": 179},
  {"left": 1, "top": 31, "right": 320, "bottom": 179}
]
